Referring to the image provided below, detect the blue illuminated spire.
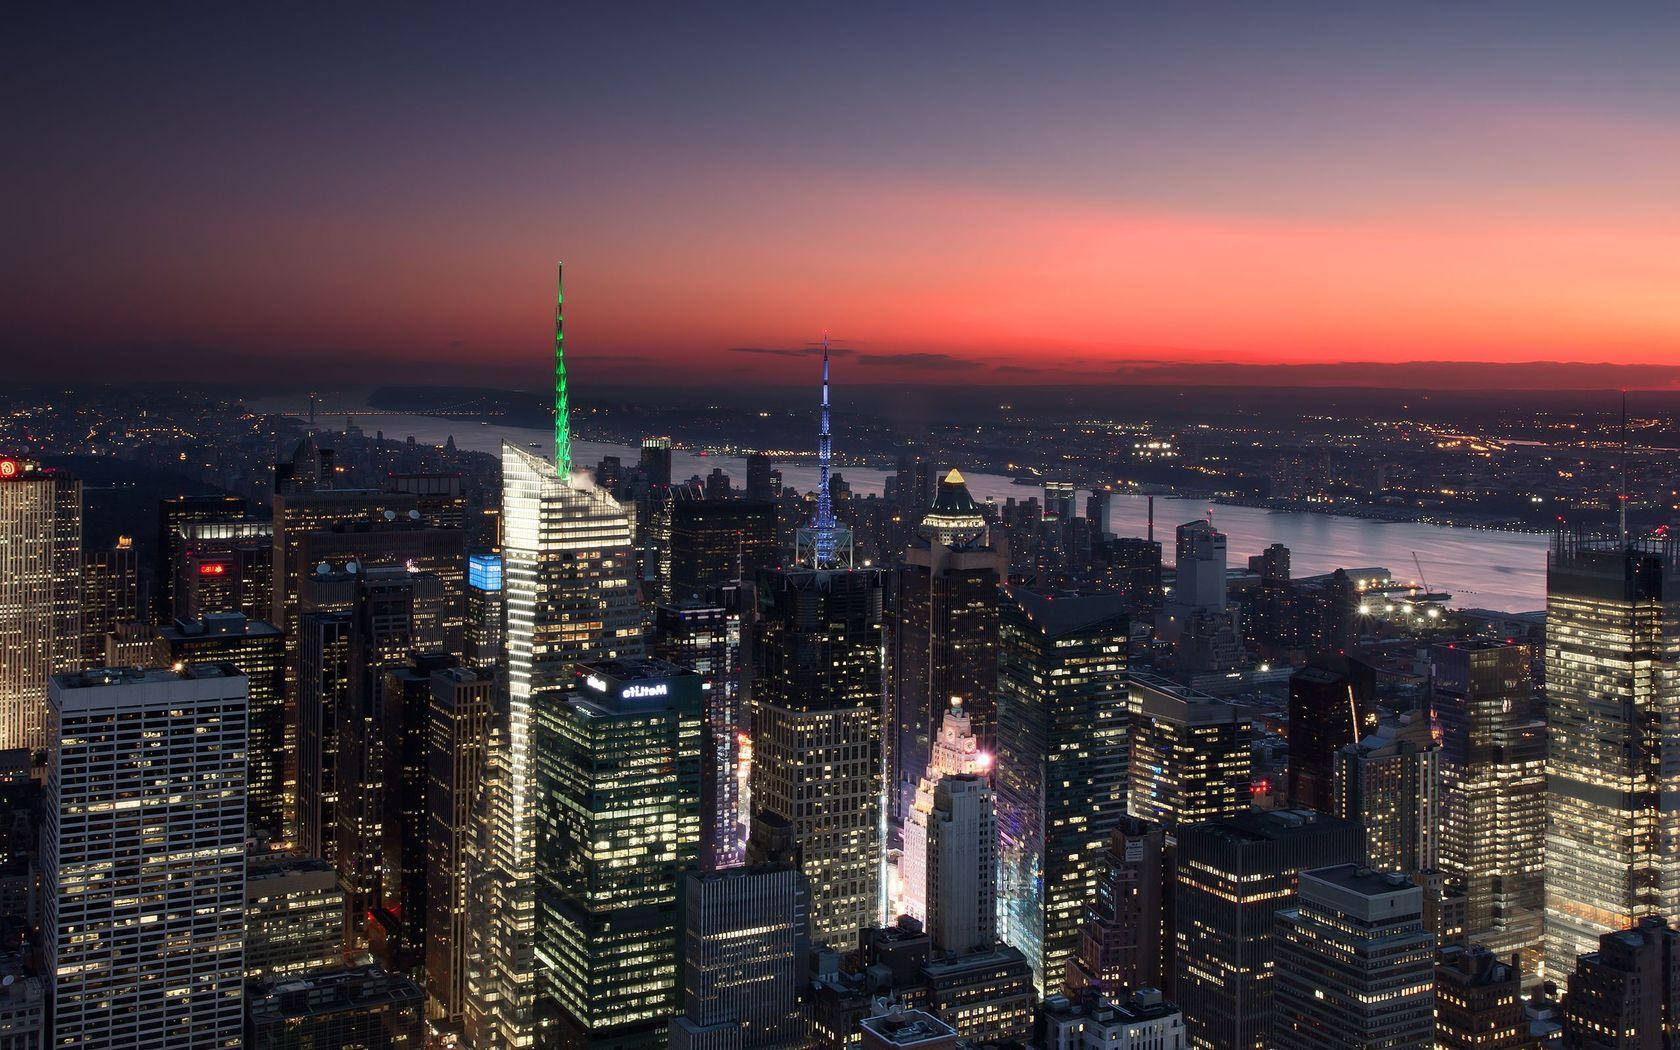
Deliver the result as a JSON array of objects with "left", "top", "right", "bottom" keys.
[{"left": 813, "top": 336, "right": 837, "bottom": 567}]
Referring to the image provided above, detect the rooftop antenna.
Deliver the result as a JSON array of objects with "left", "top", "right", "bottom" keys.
[
  {"left": 554, "top": 261, "right": 572, "bottom": 476},
  {"left": 1619, "top": 390, "right": 1629, "bottom": 545},
  {"left": 797, "top": 334, "right": 852, "bottom": 569}
]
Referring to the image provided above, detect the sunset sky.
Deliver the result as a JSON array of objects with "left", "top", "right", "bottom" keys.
[{"left": 6, "top": 4, "right": 1680, "bottom": 388}]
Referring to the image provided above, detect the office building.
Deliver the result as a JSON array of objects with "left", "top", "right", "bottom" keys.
[
  {"left": 0, "top": 952, "right": 43, "bottom": 1050},
  {"left": 886, "top": 470, "right": 1005, "bottom": 831},
  {"left": 245, "top": 966, "right": 424, "bottom": 1049},
  {"left": 465, "top": 553, "right": 503, "bottom": 666},
  {"left": 533, "top": 659, "right": 702, "bottom": 1048},
  {"left": 745, "top": 453, "right": 778, "bottom": 502},
  {"left": 1098, "top": 536, "right": 1164, "bottom": 610},
  {"left": 425, "top": 664, "right": 495, "bottom": 1034},
  {"left": 1128, "top": 675, "right": 1253, "bottom": 832},
  {"left": 0, "top": 458, "right": 81, "bottom": 753},
  {"left": 926, "top": 774, "right": 996, "bottom": 955},
  {"left": 1040, "top": 989, "right": 1189, "bottom": 1050},
  {"left": 1160, "top": 519, "right": 1225, "bottom": 643},
  {"left": 859, "top": 1008, "right": 958, "bottom": 1050},
  {"left": 1434, "top": 639, "right": 1545, "bottom": 973},
  {"left": 654, "top": 593, "right": 748, "bottom": 870},
  {"left": 1543, "top": 533, "right": 1680, "bottom": 982},
  {"left": 46, "top": 666, "right": 247, "bottom": 1050},
  {"left": 1272, "top": 865, "right": 1436, "bottom": 1049},
  {"left": 670, "top": 857, "right": 809, "bottom": 1049},
  {"left": 244, "top": 856, "right": 344, "bottom": 981},
  {"left": 156, "top": 492, "right": 245, "bottom": 622},
  {"left": 922, "top": 943, "right": 1036, "bottom": 1044},
  {"left": 995, "top": 590, "right": 1130, "bottom": 993},
  {"left": 1559, "top": 916, "right": 1680, "bottom": 1050},
  {"left": 1332, "top": 711, "right": 1440, "bottom": 873},
  {"left": 80, "top": 535, "right": 138, "bottom": 664},
  {"left": 750, "top": 564, "right": 884, "bottom": 947},
  {"left": 1287, "top": 655, "right": 1376, "bottom": 813},
  {"left": 173, "top": 519, "right": 272, "bottom": 622},
  {"left": 386, "top": 471, "right": 467, "bottom": 530},
  {"left": 667, "top": 496, "right": 778, "bottom": 601},
  {"left": 1173, "top": 810, "right": 1360, "bottom": 1050},
  {"left": 1435, "top": 945, "right": 1534, "bottom": 1050},
  {"left": 897, "top": 700, "right": 987, "bottom": 925},
  {"left": 1066, "top": 816, "right": 1167, "bottom": 998},
  {"left": 157, "top": 611, "right": 286, "bottom": 842},
  {"left": 289, "top": 517, "right": 465, "bottom": 656}
]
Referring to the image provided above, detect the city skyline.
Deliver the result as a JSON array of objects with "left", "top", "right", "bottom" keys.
[{"left": 9, "top": 5, "right": 1680, "bottom": 387}]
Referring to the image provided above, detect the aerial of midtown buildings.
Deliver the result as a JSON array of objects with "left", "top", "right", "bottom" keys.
[{"left": 1, "top": 267, "right": 1678, "bottom": 1050}]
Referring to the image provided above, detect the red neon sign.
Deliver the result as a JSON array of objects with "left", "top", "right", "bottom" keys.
[
  {"left": 0, "top": 459, "right": 18, "bottom": 479},
  {"left": 198, "top": 563, "right": 228, "bottom": 576}
]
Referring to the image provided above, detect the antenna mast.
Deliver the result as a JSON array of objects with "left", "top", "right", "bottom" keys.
[
  {"left": 1619, "top": 390, "right": 1629, "bottom": 545},
  {"left": 554, "top": 262, "right": 572, "bottom": 476}
]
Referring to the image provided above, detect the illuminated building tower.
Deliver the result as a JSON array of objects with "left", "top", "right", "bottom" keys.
[
  {"left": 533, "top": 660, "right": 702, "bottom": 1048},
  {"left": 469, "top": 267, "right": 645, "bottom": 1050},
  {"left": 1271, "top": 865, "right": 1436, "bottom": 1049},
  {"left": 465, "top": 553, "right": 504, "bottom": 666},
  {"left": 926, "top": 774, "right": 996, "bottom": 955},
  {"left": 1332, "top": 711, "right": 1440, "bottom": 873},
  {"left": 1435, "top": 945, "right": 1535, "bottom": 1050},
  {"left": 886, "top": 469, "right": 1005, "bottom": 832},
  {"left": 174, "top": 519, "right": 273, "bottom": 622},
  {"left": 244, "top": 856, "right": 345, "bottom": 982},
  {"left": 1065, "top": 815, "right": 1167, "bottom": 998},
  {"left": 1127, "top": 675, "right": 1254, "bottom": 832},
  {"left": 297, "top": 569, "right": 354, "bottom": 864},
  {"left": 425, "top": 664, "right": 495, "bottom": 1035},
  {"left": 1559, "top": 916, "right": 1680, "bottom": 1050},
  {"left": 46, "top": 666, "right": 247, "bottom": 1050},
  {"left": 654, "top": 592, "right": 748, "bottom": 870},
  {"left": 637, "top": 436, "right": 674, "bottom": 592},
  {"left": 1160, "top": 519, "right": 1226, "bottom": 642},
  {"left": 1287, "top": 654, "right": 1376, "bottom": 813},
  {"left": 80, "top": 536, "right": 137, "bottom": 663},
  {"left": 156, "top": 492, "right": 244, "bottom": 622},
  {"left": 1043, "top": 481, "right": 1076, "bottom": 520},
  {"left": 995, "top": 590, "right": 1131, "bottom": 993},
  {"left": 670, "top": 847, "right": 810, "bottom": 1049},
  {"left": 1543, "top": 533, "right": 1680, "bottom": 983},
  {"left": 1172, "top": 810, "right": 1359, "bottom": 1050},
  {"left": 0, "top": 457, "right": 81, "bottom": 753},
  {"left": 1434, "top": 639, "right": 1546, "bottom": 975},
  {"left": 898, "top": 700, "right": 988, "bottom": 923},
  {"left": 157, "top": 612, "right": 286, "bottom": 844},
  {"left": 750, "top": 564, "right": 883, "bottom": 947},
  {"left": 668, "top": 496, "right": 777, "bottom": 601}
]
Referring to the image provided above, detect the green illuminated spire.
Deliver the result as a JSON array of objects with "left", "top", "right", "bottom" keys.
[{"left": 554, "top": 261, "right": 571, "bottom": 475}]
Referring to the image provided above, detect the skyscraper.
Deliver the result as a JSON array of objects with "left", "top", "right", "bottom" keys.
[
  {"left": 897, "top": 700, "right": 988, "bottom": 925},
  {"left": 533, "top": 659, "right": 702, "bottom": 1048},
  {"left": 1287, "top": 654, "right": 1376, "bottom": 813},
  {"left": 1434, "top": 639, "right": 1545, "bottom": 974},
  {"left": 465, "top": 553, "right": 504, "bottom": 667},
  {"left": 654, "top": 594, "right": 748, "bottom": 870},
  {"left": 1559, "top": 915, "right": 1680, "bottom": 1050},
  {"left": 244, "top": 856, "right": 345, "bottom": 982},
  {"left": 1065, "top": 816, "right": 1167, "bottom": 998},
  {"left": 1161, "top": 518, "right": 1226, "bottom": 639},
  {"left": 995, "top": 590, "right": 1130, "bottom": 993},
  {"left": 1332, "top": 711, "right": 1440, "bottom": 873},
  {"left": 667, "top": 496, "right": 777, "bottom": 601},
  {"left": 1271, "top": 865, "right": 1436, "bottom": 1049},
  {"left": 1127, "top": 674, "right": 1254, "bottom": 832},
  {"left": 0, "top": 457, "right": 81, "bottom": 752},
  {"left": 425, "top": 664, "right": 495, "bottom": 1035},
  {"left": 886, "top": 470, "right": 1005, "bottom": 831},
  {"left": 1543, "top": 533, "right": 1680, "bottom": 982},
  {"left": 46, "top": 665, "right": 247, "bottom": 1050},
  {"left": 173, "top": 519, "right": 273, "bottom": 622},
  {"left": 1435, "top": 945, "right": 1534, "bottom": 1050},
  {"left": 926, "top": 774, "right": 997, "bottom": 955},
  {"left": 156, "top": 492, "right": 245, "bottom": 622},
  {"left": 1173, "top": 810, "right": 1360, "bottom": 1050},
  {"left": 80, "top": 535, "right": 138, "bottom": 663},
  {"left": 468, "top": 267, "right": 645, "bottom": 1050}
]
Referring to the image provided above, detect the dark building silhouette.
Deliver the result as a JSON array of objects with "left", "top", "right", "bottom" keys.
[
  {"left": 668, "top": 497, "right": 777, "bottom": 601},
  {"left": 1287, "top": 654, "right": 1376, "bottom": 813}
]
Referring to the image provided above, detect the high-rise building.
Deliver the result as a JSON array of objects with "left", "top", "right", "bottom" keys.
[
  {"left": 1559, "top": 915, "right": 1680, "bottom": 1050},
  {"left": 173, "top": 519, "right": 272, "bottom": 622},
  {"left": 1098, "top": 536, "right": 1164, "bottom": 610},
  {"left": 156, "top": 492, "right": 245, "bottom": 622},
  {"left": 1543, "top": 533, "right": 1680, "bottom": 982},
  {"left": 468, "top": 270, "right": 646, "bottom": 1050},
  {"left": 1332, "top": 711, "right": 1440, "bottom": 873},
  {"left": 465, "top": 552, "right": 504, "bottom": 666},
  {"left": 425, "top": 664, "right": 495, "bottom": 1035},
  {"left": 1161, "top": 519, "right": 1225, "bottom": 640},
  {"left": 1173, "top": 810, "right": 1360, "bottom": 1050},
  {"left": 1128, "top": 675, "right": 1254, "bottom": 832},
  {"left": 654, "top": 594, "right": 748, "bottom": 870},
  {"left": 1043, "top": 481, "right": 1076, "bottom": 520},
  {"left": 897, "top": 700, "right": 988, "bottom": 925},
  {"left": 1065, "top": 815, "right": 1167, "bottom": 998},
  {"left": 46, "top": 666, "right": 247, "bottom": 1050},
  {"left": 0, "top": 457, "right": 81, "bottom": 753},
  {"left": 245, "top": 966, "right": 424, "bottom": 1049},
  {"left": 745, "top": 453, "right": 778, "bottom": 503},
  {"left": 667, "top": 497, "right": 778, "bottom": 601},
  {"left": 1085, "top": 489, "right": 1113, "bottom": 539},
  {"left": 533, "top": 659, "right": 702, "bottom": 1048},
  {"left": 80, "top": 535, "right": 138, "bottom": 663},
  {"left": 749, "top": 564, "right": 884, "bottom": 947},
  {"left": 1435, "top": 945, "right": 1535, "bottom": 1050},
  {"left": 995, "top": 590, "right": 1130, "bottom": 993},
  {"left": 1434, "top": 639, "right": 1545, "bottom": 974},
  {"left": 296, "top": 569, "right": 354, "bottom": 863},
  {"left": 244, "top": 856, "right": 345, "bottom": 981},
  {"left": 1286, "top": 654, "right": 1376, "bottom": 813},
  {"left": 1040, "top": 989, "right": 1188, "bottom": 1050},
  {"left": 927, "top": 774, "right": 996, "bottom": 955},
  {"left": 670, "top": 852, "right": 809, "bottom": 1049},
  {"left": 1272, "top": 865, "right": 1436, "bottom": 1049},
  {"left": 886, "top": 471, "right": 1005, "bottom": 831},
  {"left": 386, "top": 472, "right": 467, "bottom": 530},
  {"left": 158, "top": 612, "right": 287, "bottom": 843}
]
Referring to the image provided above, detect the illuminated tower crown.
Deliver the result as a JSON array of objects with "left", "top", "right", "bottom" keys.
[{"left": 796, "top": 337, "right": 853, "bottom": 569}]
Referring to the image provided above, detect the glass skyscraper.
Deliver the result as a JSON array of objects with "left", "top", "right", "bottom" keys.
[{"left": 0, "top": 458, "right": 81, "bottom": 753}]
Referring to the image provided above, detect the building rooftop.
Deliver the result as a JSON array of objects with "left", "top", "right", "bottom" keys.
[
  {"left": 161, "top": 612, "right": 282, "bottom": 641},
  {"left": 858, "top": 1008, "right": 958, "bottom": 1047},
  {"left": 1009, "top": 589, "right": 1130, "bottom": 637},
  {"left": 246, "top": 966, "right": 422, "bottom": 1024}
]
